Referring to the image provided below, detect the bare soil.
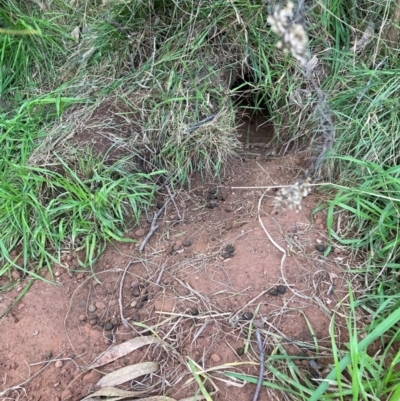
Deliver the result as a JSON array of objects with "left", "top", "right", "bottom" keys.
[{"left": 0, "top": 119, "right": 351, "bottom": 401}]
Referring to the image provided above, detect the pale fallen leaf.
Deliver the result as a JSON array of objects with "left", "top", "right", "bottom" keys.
[
  {"left": 71, "top": 26, "right": 81, "bottom": 42},
  {"left": 80, "top": 386, "right": 147, "bottom": 401},
  {"left": 96, "top": 362, "right": 159, "bottom": 387},
  {"left": 137, "top": 397, "right": 176, "bottom": 401},
  {"left": 90, "top": 336, "right": 164, "bottom": 369}
]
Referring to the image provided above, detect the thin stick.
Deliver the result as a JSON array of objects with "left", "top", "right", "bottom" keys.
[
  {"left": 139, "top": 199, "right": 172, "bottom": 252},
  {"left": 252, "top": 329, "right": 265, "bottom": 401},
  {"left": 257, "top": 191, "right": 309, "bottom": 300},
  {"left": 232, "top": 183, "right": 328, "bottom": 190},
  {"left": 166, "top": 185, "right": 182, "bottom": 220},
  {"left": 119, "top": 260, "right": 134, "bottom": 328}
]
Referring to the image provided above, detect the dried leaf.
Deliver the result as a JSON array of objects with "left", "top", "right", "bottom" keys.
[
  {"left": 71, "top": 26, "right": 81, "bottom": 42},
  {"left": 90, "top": 336, "right": 164, "bottom": 369},
  {"left": 96, "top": 362, "right": 158, "bottom": 388},
  {"left": 80, "top": 386, "right": 147, "bottom": 401},
  {"left": 137, "top": 397, "right": 176, "bottom": 401}
]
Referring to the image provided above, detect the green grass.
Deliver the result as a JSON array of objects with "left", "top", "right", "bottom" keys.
[{"left": 2, "top": 0, "right": 400, "bottom": 399}]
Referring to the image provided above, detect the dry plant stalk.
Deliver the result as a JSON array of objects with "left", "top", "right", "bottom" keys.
[{"left": 268, "top": 1, "right": 334, "bottom": 211}]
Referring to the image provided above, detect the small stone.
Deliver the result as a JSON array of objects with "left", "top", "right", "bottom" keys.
[
  {"left": 179, "top": 201, "right": 187, "bottom": 209},
  {"left": 130, "top": 300, "right": 137, "bottom": 308},
  {"left": 17, "top": 303, "right": 25, "bottom": 311},
  {"left": 12, "top": 271, "right": 21, "bottom": 281},
  {"left": 334, "top": 247, "right": 340, "bottom": 254},
  {"left": 55, "top": 360, "right": 63, "bottom": 368},
  {"left": 315, "top": 244, "right": 326, "bottom": 253},
  {"left": 76, "top": 273, "right": 84, "bottom": 280},
  {"left": 211, "top": 353, "right": 221, "bottom": 363},
  {"left": 183, "top": 240, "right": 192, "bottom": 247},
  {"left": 277, "top": 285, "right": 286, "bottom": 294},
  {"left": 319, "top": 224, "right": 325, "bottom": 230},
  {"left": 105, "top": 322, "right": 114, "bottom": 331},
  {"left": 224, "top": 205, "right": 233, "bottom": 212},
  {"left": 95, "top": 301, "right": 105, "bottom": 310},
  {"left": 110, "top": 316, "right": 118, "bottom": 325},
  {"left": 78, "top": 314, "right": 86, "bottom": 322},
  {"left": 98, "top": 321, "right": 105, "bottom": 327},
  {"left": 241, "top": 312, "right": 253, "bottom": 320},
  {"left": 166, "top": 245, "right": 174, "bottom": 255},
  {"left": 135, "top": 228, "right": 146, "bottom": 237},
  {"left": 269, "top": 288, "right": 278, "bottom": 296},
  {"left": 236, "top": 347, "right": 245, "bottom": 356},
  {"left": 88, "top": 304, "right": 96, "bottom": 313},
  {"left": 54, "top": 271, "right": 61, "bottom": 277},
  {"left": 132, "top": 284, "right": 141, "bottom": 297},
  {"left": 66, "top": 254, "right": 72, "bottom": 262},
  {"left": 89, "top": 318, "right": 98, "bottom": 326}
]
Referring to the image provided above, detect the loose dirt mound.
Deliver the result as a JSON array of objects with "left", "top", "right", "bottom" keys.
[{"left": 0, "top": 147, "right": 350, "bottom": 401}]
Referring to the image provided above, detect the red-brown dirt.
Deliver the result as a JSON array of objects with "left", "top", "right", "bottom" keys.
[{"left": 0, "top": 120, "right": 351, "bottom": 401}]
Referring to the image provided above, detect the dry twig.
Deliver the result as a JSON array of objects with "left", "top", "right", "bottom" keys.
[
  {"left": 140, "top": 198, "right": 173, "bottom": 252},
  {"left": 252, "top": 329, "right": 265, "bottom": 401}
]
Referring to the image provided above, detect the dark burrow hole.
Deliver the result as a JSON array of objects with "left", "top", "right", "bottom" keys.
[{"left": 231, "top": 73, "right": 275, "bottom": 150}]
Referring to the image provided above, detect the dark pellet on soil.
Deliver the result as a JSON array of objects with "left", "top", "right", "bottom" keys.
[
  {"left": 222, "top": 251, "right": 232, "bottom": 259},
  {"left": 166, "top": 245, "right": 174, "bottom": 255},
  {"left": 98, "top": 321, "right": 105, "bottom": 327},
  {"left": 206, "top": 201, "right": 217, "bottom": 209},
  {"left": 217, "top": 194, "right": 226, "bottom": 201},
  {"left": 242, "top": 312, "right": 253, "bottom": 320},
  {"left": 277, "top": 285, "right": 286, "bottom": 294},
  {"left": 105, "top": 333, "right": 114, "bottom": 342},
  {"left": 190, "top": 308, "right": 199, "bottom": 316},
  {"left": 183, "top": 240, "right": 192, "bottom": 247},
  {"left": 141, "top": 294, "right": 149, "bottom": 302},
  {"left": 44, "top": 351, "right": 53, "bottom": 360},
  {"left": 236, "top": 347, "right": 245, "bottom": 356},
  {"left": 132, "top": 284, "right": 141, "bottom": 297},
  {"left": 269, "top": 288, "right": 278, "bottom": 296},
  {"left": 89, "top": 318, "right": 98, "bottom": 326},
  {"left": 315, "top": 244, "right": 326, "bottom": 253},
  {"left": 225, "top": 245, "right": 234, "bottom": 254},
  {"left": 205, "top": 385, "right": 214, "bottom": 393},
  {"left": 135, "top": 301, "right": 144, "bottom": 310},
  {"left": 104, "top": 323, "right": 114, "bottom": 331},
  {"left": 132, "top": 312, "right": 140, "bottom": 322},
  {"left": 209, "top": 188, "right": 217, "bottom": 195}
]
